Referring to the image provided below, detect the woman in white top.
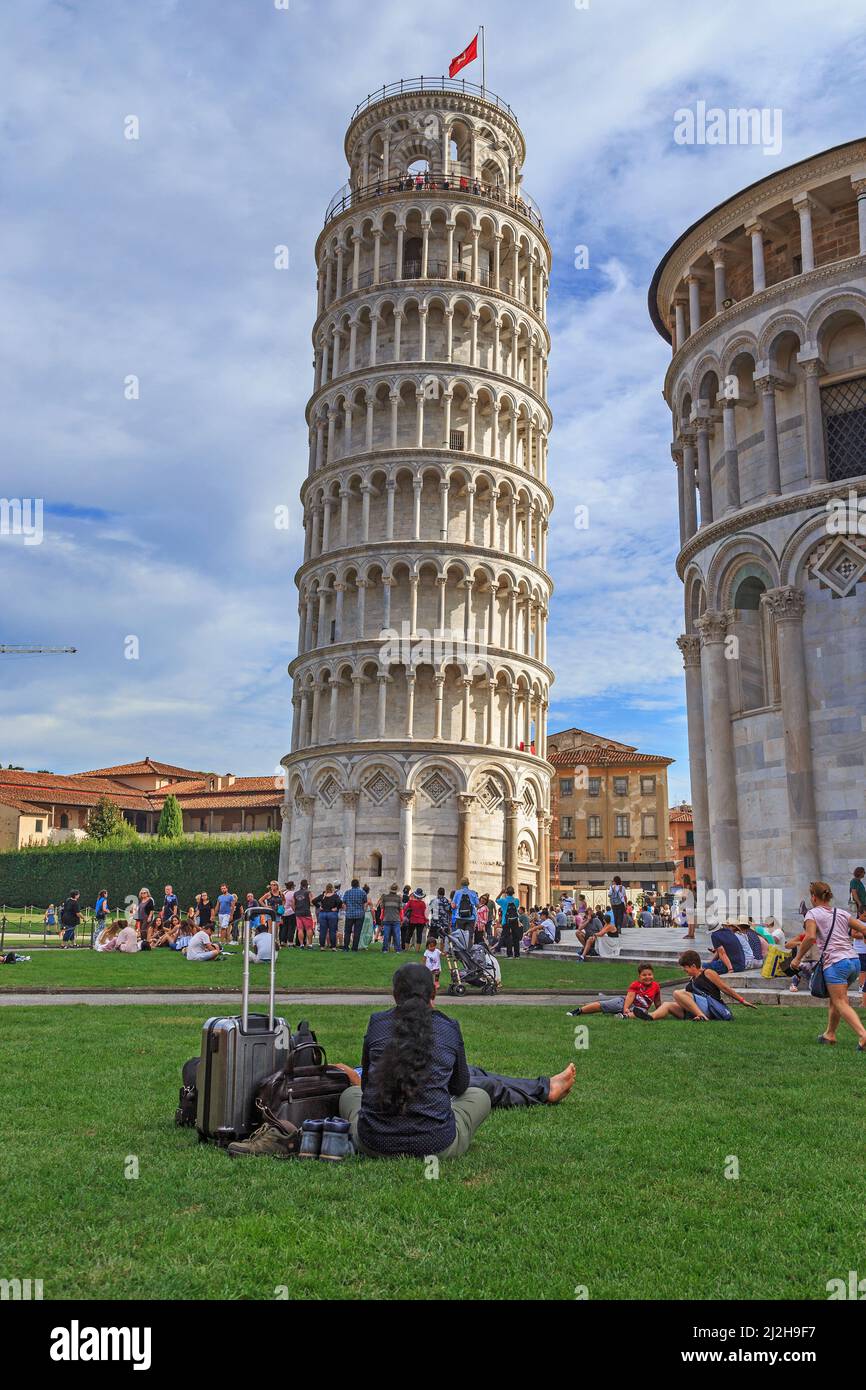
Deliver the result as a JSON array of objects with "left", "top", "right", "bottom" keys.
[{"left": 789, "top": 881, "right": 866, "bottom": 1050}]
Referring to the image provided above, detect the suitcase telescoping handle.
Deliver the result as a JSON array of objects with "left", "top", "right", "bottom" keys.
[{"left": 241, "top": 904, "right": 278, "bottom": 1032}]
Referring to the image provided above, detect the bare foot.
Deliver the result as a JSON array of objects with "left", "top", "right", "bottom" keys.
[{"left": 547, "top": 1062, "right": 576, "bottom": 1103}]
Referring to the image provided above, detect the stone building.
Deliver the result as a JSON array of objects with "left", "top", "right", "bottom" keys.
[
  {"left": 669, "top": 803, "right": 695, "bottom": 888},
  {"left": 548, "top": 728, "right": 674, "bottom": 896},
  {"left": 649, "top": 137, "right": 866, "bottom": 918},
  {"left": 279, "top": 77, "right": 554, "bottom": 902}
]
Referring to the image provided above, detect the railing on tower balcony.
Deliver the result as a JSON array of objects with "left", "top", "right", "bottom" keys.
[
  {"left": 354, "top": 258, "right": 514, "bottom": 296},
  {"left": 324, "top": 170, "right": 544, "bottom": 230},
  {"left": 350, "top": 76, "right": 519, "bottom": 123}
]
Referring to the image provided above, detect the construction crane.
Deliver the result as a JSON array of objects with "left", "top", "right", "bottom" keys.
[{"left": 0, "top": 646, "right": 77, "bottom": 655}]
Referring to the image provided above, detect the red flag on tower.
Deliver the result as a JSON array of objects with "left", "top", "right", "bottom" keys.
[{"left": 449, "top": 33, "right": 478, "bottom": 79}]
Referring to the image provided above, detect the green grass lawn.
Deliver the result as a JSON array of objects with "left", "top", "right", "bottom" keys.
[
  {"left": 2, "top": 1002, "right": 863, "bottom": 1299},
  {"left": 0, "top": 945, "right": 678, "bottom": 994}
]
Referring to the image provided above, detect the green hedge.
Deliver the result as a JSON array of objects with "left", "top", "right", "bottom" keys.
[{"left": 0, "top": 834, "right": 281, "bottom": 912}]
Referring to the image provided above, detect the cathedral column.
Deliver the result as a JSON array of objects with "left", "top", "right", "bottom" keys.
[
  {"left": 390, "top": 391, "right": 399, "bottom": 447},
  {"left": 436, "top": 575, "right": 447, "bottom": 631},
  {"left": 746, "top": 220, "right": 766, "bottom": 292},
  {"left": 365, "top": 396, "right": 374, "bottom": 451},
  {"left": 687, "top": 273, "right": 701, "bottom": 335},
  {"left": 408, "top": 575, "right": 419, "bottom": 635},
  {"left": 382, "top": 576, "right": 393, "bottom": 630},
  {"left": 433, "top": 673, "right": 445, "bottom": 739},
  {"left": 439, "top": 479, "right": 450, "bottom": 539},
  {"left": 352, "top": 675, "right": 364, "bottom": 738},
  {"left": 418, "top": 304, "right": 428, "bottom": 361},
  {"left": 340, "top": 792, "right": 359, "bottom": 888},
  {"left": 721, "top": 397, "right": 741, "bottom": 512},
  {"left": 461, "top": 676, "right": 472, "bottom": 740},
  {"left": 465, "top": 483, "right": 475, "bottom": 543},
  {"left": 385, "top": 479, "right": 396, "bottom": 540},
  {"left": 485, "top": 679, "right": 496, "bottom": 744},
  {"left": 355, "top": 579, "right": 367, "bottom": 638},
  {"left": 754, "top": 372, "right": 782, "bottom": 496},
  {"left": 339, "top": 488, "right": 349, "bottom": 546},
  {"left": 793, "top": 193, "right": 815, "bottom": 273},
  {"left": 505, "top": 797, "right": 520, "bottom": 886},
  {"left": 457, "top": 794, "right": 475, "bottom": 880},
  {"left": 762, "top": 587, "right": 819, "bottom": 893},
  {"left": 327, "top": 679, "right": 339, "bottom": 741},
  {"left": 507, "top": 684, "right": 516, "bottom": 747},
  {"left": 396, "top": 224, "right": 405, "bottom": 277},
  {"left": 695, "top": 413, "right": 715, "bottom": 526},
  {"left": 372, "top": 229, "right": 382, "bottom": 284},
  {"left": 710, "top": 245, "right": 728, "bottom": 314},
  {"left": 798, "top": 355, "right": 828, "bottom": 484},
  {"left": 376, "top": 672, "right": 389, "bottom": 737},
  {"left": 696, "top": 611, "right": 742, "bottom": 896},
  {"left": 445, "top": 310, "right": 454, "bottom": 362},
  {"left": 296, "top": 794, "right": 315, "bottom": 882},
  {"left": 290, "top": 696, "right": 301, "bottom": 752},
  {"left": 681, "top": 431, "right": 698, "bottom": 540},
  {"left": 446, "top": 222, "right": 455, "bottom": 279},
  {"left": 333, "top": 582, "right": 345, "bottom": 641},
  {"left": 393, "top": 309, "right": 402, "bottom": 362},
  {"left": 398, "top": 791, "right": 415, "bottom": 887},
  {"left": 405, "top": 669, "right": 417, "bottom": 739},
  {"left": 677, "top": 634, "right": 713, "bottom": 890},
  {"left": 351, "top": 233, "right": 361, "bottom": 292},
  {"left": 360, "top": 483, "right": 372, "bottom": 542},
  {"left": 412, "top": 477, "right": 423, "bottom": 537}
]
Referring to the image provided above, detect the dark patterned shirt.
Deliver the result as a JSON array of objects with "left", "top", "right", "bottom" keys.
[
  {"left": 342, "top": 886, "right": 367, "bottom": 917},
  {"left": 357, "top": 1008, "right": 470, "bottom": 1156}
]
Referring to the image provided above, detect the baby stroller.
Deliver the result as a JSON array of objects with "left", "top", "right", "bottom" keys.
[{"left": 441, "top": 926, "right": 501, "bottom": 995}]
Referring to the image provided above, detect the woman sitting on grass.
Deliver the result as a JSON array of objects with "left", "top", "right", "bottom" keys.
[
  {"left": 94, "top": 921, "right": 121, "bottom": 952},
  {"left": 335, "top": 963, "right": 576, "bottom": 1159}
]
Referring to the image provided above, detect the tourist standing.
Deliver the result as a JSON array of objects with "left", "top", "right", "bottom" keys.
[
  {"left": 281, "top": 881, "right": 297, "bottom": 946},
  {"left": 135, "top": 889, "right": 155, "bottom": 949},
  {"left": 59, "top": 890, "right": 81, "bottom": 948},
  {"left": 342, "top": 879, "right": 368, "bottom": 952},
  {"left": 161, "top": 885, "right": 179, "bottom": 922},
  {"left": 401, "top": 889, "right": 429, "bottom": 951},
  {"left": 216, "top": 884, "right": 236, "bottom": 944},
  {"left": 314, "top": 884, "right": 342, "bottom": 950},
  {"left": 293, "top": 880, "right": 315, "bottom": 947},
  {"left": 450, "top": 878, "right": 479, "bottom": 949},
  {"left": 850, "top": 867, "right": 866, "bottom": 917},
  {"left": 378, "top": 883, "right": 403, "bottom": 953},
  {"left": 429, "top": 888, "right": 451, "bottom": 942},
  {"left": 94, "top": 888, "right": 110, "bottom": 944},
  {"left": 608, "top": 876, "right": 626, "bottom": 933},
  {"left": 788, "top": 881, "right": 866, "bottom": 1048}
]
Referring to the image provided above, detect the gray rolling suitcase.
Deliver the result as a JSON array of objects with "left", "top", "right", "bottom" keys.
[{"left": 195, "top": 905, "right": 289, "bottom": 1144}]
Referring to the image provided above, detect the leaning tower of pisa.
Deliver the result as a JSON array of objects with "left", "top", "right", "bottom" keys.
[
  {"left": 278, "top": 75, "right": 554, "bottom": 904},
  {"left": 650, "top": 138, "right": 866, "bottom": 917}
]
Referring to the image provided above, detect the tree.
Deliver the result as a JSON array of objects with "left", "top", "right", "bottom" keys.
[
  {"left": 157, "top": 794, "right": 184, "bottom": 841},
  {"left": 86, "top": 796, "right": 127, "bottom": 841}
]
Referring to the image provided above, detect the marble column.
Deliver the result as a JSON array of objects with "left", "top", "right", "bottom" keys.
[
  {"left": 677, "top": 633, "right": 713, "bottom": 890},
  {"left": 673, "top": 445, "right": 686, "bottom": 548},
  {"left": 721, "top": 398, "right": 741, "bottom": 512},
  {"left": 746, "top": 220, "right": 766, "bottom": 292},
  {"left": 762, "top": 587, "right": 819, "bottom": 895},
  {"left": 755, "top": 374, "right": 782, "bottom": 496},
  {"left": 297, "top": 794, "right": 315, "bottom": 882},
  {"left": 278, "top": 800, "right": 292, "bottom": 883},
  {"left": 852, "top": 177, "right": 866, "bottom": 255},
  {"left": 710, "top": 245, "right": 728, "bottom": 313},
  {"left": 457, "top": 794, "right": 475, "bottom": 881},
  {"left": 340, "top": 791, "right": 359, "bottom": 888},
  {"left": 695, "top": 415, "right": 714, "bottom": 526},
  {"left": 696, "top": 611, "right": 742, "bottom": 896},
  {"left": 687, "top": 274, "right": 701, "bottom": 335},
  {"left": 681, "top": 431, "right": 698, "bottom": 539},
  {"left": 398, "top": 791, "right": 415, "bottom": 887},
  {"left": 505, "top": 797, "right": 520, "bottom": 887},
  {"left": 793, "top": 194, "right": 815, "bottom": 273},
  {"left": 798, "top": 355, "right": 828, "bottom": 485}
]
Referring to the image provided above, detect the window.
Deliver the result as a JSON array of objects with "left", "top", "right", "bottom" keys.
[
  {"left": 613, "top": 777, "right": 628, "bottom": 796},
  {"left": 560, "top": 850, "right": 575, "bottom": 865},
  {"left": 370, "top": 851, "right": 383, "bottom": 876},
  {"left": 450, "top": 429, "right": 465, "bottom": 451},
  {"left": 588, "top": 851, "right": 603, "bottom": 863},
  {"left": 640, "top": 776, "right": 656, "bottom": 795},
  {"left": 686, "top": 830, "right": 694, "bottom": 847},
  {"left": 588, "top": 777, "right": 601, "bottom": 798},
  {"left": 641, "top": 814, "right": 657, "bottom": 838},
  {"left": 615, "top": 814, "right": 630, "bottom": 837},
  {"left": 559, "top": 778, "right": 573, "bottom": 797},
  {"left": 35, "top": 819, "right": 43, "bottom": 832},
  {"left": 587, "top": 815, "right": 602, "bottom": 838},
  {"left": 60, "top": 814, "right": 69, "bottom": 829},
  {"left": 616, "top": 850, "right": 629, "bottom": 863},
  {"left": 560, "top": 815, "right": 574, "bottom": 838},
  {"left": 822, "top": 377, "right": 866, "bottom": 482},
  {"left": 685, "top": 855, "right": 695, "bottom": 869},
  {"left": 199, "top": 818, "right": 206, "bottom": 832}
]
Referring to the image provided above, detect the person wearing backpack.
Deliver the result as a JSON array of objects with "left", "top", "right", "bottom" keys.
[
  {"left": 496, "top": 885, "right": 521, "bottom": 958},
  {"left": 430, "top": 888, "right": 451, "bottom": 943},
  {"left": 450, "top": 878, "right": 478, "bottom": 950},
  {"left": 293, "top": 880, "right": 315, "bottom": 949},
  {"left": 608, "top": 876, "right": 627, "bottom": 932}
]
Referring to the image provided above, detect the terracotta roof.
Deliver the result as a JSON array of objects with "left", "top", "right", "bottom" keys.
[
  {"left": 149, "top": 779, "right": 210, "bottom": 797},
  {"left": 548, "top": 748, "right": 673, "bottom": 768},
  {"left": 669, "top": 805, "right": 693, "bottom": 822},
  {"left": 0, "top": 795, "right": 51, "bottom": 816},
  {"left": 77, "top": 758, "right": 208, "bottom": 779},
  {"left": 548, "top": 728, "right": 637, "bottom": 753},
  {"left": 177, "top": 793, "right": 283, "bottom": 811}
]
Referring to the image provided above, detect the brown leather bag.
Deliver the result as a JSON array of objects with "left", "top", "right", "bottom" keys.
[{"left": 255, "top": 1035, "right": 350, "bottom": 1131}]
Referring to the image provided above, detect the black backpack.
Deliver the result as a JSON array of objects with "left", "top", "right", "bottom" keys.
[
  {"left": 457, "top": 892, "right": 474, "bottom": 920},
  {"left": 504, "top": 901, "right": 519, "bottom": 926},
  {"left": 294, "top": 889, "right": 311, "bottom": 915}
]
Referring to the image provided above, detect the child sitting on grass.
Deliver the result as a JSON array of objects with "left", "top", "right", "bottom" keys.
[
  {"left": 566, "top": 962, "right": 661, "bottom": 1019},
  {"left": 646, "top": 950, "right": 757, "bottom": 1021}
]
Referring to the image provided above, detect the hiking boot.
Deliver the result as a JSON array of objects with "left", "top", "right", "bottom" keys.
[
  {"left": 319, "top": 1116, "right": 354, "bottom": 1162},
  {"left": 298, "top": 1117, "right": 325, "bottom": 1159},
  {"left": 227, "top": 1122, "right": 299, "bottom": 1160}
]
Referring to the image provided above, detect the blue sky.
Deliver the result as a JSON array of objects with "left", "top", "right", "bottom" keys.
[{"left": 2, "top": 0, "right": 865, "bottom": 803}]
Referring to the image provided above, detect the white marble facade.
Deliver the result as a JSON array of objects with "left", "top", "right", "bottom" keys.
[
  {"left": 651, "top": 139, "right": 866, "bottom": 921},
  {"left": 279, "top": 79, "right": 554, "bottom": 902}
]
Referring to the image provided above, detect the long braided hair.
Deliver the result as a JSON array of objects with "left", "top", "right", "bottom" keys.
[{"left": 375, "top": 963, "right": 435, "bottom": 1114}]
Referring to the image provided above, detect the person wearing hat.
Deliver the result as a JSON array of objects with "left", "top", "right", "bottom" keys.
[
  {"left": 401, "top": 889, "right": 429, "bottom": 952},
  {"left": 733, "top": 915, "right": 768, "bottom": 969}
]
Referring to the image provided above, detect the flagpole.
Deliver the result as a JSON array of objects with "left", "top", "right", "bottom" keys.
[{"left": 480, "top": 25, "right": 485, "bottom": 94}]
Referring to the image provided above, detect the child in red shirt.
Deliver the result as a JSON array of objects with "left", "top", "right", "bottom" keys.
[{"left": 566, "top": 964, "right": 661, "bottom": 1018}]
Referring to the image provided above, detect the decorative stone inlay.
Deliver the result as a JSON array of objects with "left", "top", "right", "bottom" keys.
[
  {"left": 362, "top": 770, "right": 396, "bottom": 805},
  {"left": 318, "top": 774, "right": 341, "bottom": 807},
  {"left": 676, "top": 633, "right": 702, "bottom": 668},
  {"left": 477, "top": 778, "right": 504, "bottom": 813},
  {"left": 418, "top": 770, "right": 454, "bottom": 807},
  {"left": 808, "top": 536, "right": 866, "bottom": 598},
  {"left": 521, "top": 786, "right": 536, "bottom": 816}
]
